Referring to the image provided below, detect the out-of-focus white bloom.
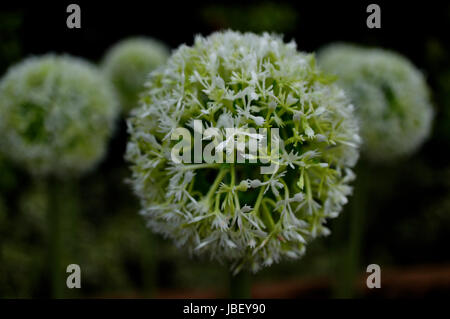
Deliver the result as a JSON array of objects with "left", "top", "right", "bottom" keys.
[
  {"left": 102, "top": 37, "right": 170, "bottom": 112},
  {"left": 318, "top": 43, "right": 433, "bottom": 162},
  {"left": 126, "top": 31, "right": 360, "bottom": 273},
  {"left": 0, "top": 55, "right": 119, "bottom": 177}
]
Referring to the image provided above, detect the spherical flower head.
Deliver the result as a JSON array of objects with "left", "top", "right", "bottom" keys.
[
  {"left": 318, "top": 44, "right": 434, "bottom": 163},
  {"left": 126, "top": 31, "right": 360, "bottom": 273},
  {"left": 0, "top": 55, "right": 119, "bottom": 177},
  {"left": 102, "top": 37, "right": 170, "bottom": 113}
]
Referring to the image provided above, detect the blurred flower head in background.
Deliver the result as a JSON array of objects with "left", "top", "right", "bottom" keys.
[
  {"left": 0, "top": 55, "right": 119, "bottom": 177},
  {"left": 126, "top": 31, "right": 360, "bottom": 273},
  {"left": 102, "top": 37, "right": 170, "bottom": 113},
  {"left": 318, "top": 44, "right": 434, "bottom": 163}
]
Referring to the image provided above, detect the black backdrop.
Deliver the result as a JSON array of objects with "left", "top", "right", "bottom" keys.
[{"left": 2, "top": 1, "right": 448, "bottom": 66}]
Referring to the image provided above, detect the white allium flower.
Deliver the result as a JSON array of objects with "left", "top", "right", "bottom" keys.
[
  {"left": 318, "top": 43, "right": 434, "bottom": 162},
  {"left": 126, "top": 31, "right": 360, "bottom": 273},
  {"left": 102, "top": 37, "right": 170, "bottom": 112},
  {"left": 0, "top": 55, "right": 119, "bottom": 177}
]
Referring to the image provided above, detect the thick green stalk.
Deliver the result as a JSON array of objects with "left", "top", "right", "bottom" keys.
[
  {"left": 347, "top": 163, "right": 368, "bottom": 297},
  {"left": 47, "top": 178, "right": 80, "bottom": 298},
  {"left": 141, "top": 232, "right": 157, "bottom": 297},
  {"left": 229, "top": 270, "right": 251, "bottom": 298},
  {"left": 47, "top": 177, "right": 63, "bottom": 298},
  {"left": 333, "top": 162, "right": 367, "bottom": 298}
]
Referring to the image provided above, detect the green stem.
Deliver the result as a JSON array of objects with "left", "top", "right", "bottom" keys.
[
  {"left": 47, "top": 178, "right": 80, "bottom": 298},
  {"left": 261, "top": 201, "right": 275, "bottom": 231},
  {"left": 47, "top": 177, "right": 63, "bottom": 299},
  {"left": 252, "top": 184, "right": 265, "bottom": 215},
  {"left": 347, "top": 163, "right": 367, "bottom": 297},
  {"left": 205, "top": 168, "right": 228, "bottom": 203},
  {"left": 142, "top": 232, "right": 157, "bottom": 297},
  {"left": 230, "top": 163, "right": 240, "bottom": 211},
  {"left": 229, "top": 270, "right": 251, "bottom": 298},
  {"left": 230, "top": 163, "right": 236, "bottom": 186},
  {"left": 262, "top": 197, "right": 277, "bottom": 209},
  {"left": 333, "top": 162, "right": 367, "bottom": 298},
  {"left": 182, "top": 163, "right": 221, "bottom": 171}
]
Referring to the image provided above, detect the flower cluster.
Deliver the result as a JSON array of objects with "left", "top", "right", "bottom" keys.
[
  {"left": 102, "top": 37, "right": 170, "bottom": 112},
  {"left": 318, "top": 44, "right": 434, "bottom": 162},
  {"left": 0, "top": 55, "right": 119, "bottom": 177},
  {"left": 126, "top": 31, "right": 360, "bottom": 273}
]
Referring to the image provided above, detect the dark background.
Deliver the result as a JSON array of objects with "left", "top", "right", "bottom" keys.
[
  {"left": 1, "top": 0, "right": 449, "bottom": 298},
  {"left": 2, "top": 1, "right": 448, "bottom": 65}
]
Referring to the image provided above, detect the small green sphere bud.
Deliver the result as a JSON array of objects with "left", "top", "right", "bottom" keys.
[
  {"left": 102, "top": 37, "right": 170, "bottom": 113},
  {"left": 0, "top": 55, "right": 119, "bottom": 177},
  {"left": 236, "top": 180, "right": 249, "bottom": 192}
]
